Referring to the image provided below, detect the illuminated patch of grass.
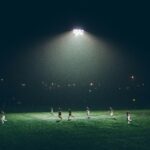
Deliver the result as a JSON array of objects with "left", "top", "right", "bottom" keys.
[{"left": 0, "top": 110, "right": 150, "bottom": 150}]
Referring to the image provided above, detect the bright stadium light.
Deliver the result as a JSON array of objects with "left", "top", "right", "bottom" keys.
[{"left": 73, "top": 28, "right": 84, "bottom": 36}]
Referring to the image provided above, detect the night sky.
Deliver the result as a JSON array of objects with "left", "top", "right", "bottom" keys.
[{"left": 0, "top": 1, "right": 150, "bottom": 110}]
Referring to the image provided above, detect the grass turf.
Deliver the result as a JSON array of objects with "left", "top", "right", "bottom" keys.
[{"left": 0, "top": 110, "right": 150, "bottom": 150}]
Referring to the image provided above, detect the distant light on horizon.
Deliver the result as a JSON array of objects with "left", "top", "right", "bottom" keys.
[
  {"left": 0, "top": 78, "right": 4, "bottom": 82},
  {"left": 132, "top": 98, "right": 136, "bottom": 102},
  {"left": 130, "top": 75, "right": 135, "bottom": 80},
  {"left": 90, "top": 82, "right": 94, "bottom": 86},
  {"left": 21, "top": 83, "right": 26, "bottom": 87}
]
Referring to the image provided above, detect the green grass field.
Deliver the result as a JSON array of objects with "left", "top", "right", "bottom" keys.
[{"left": 0, "top": 110, "right": 150, "bottom": 150}]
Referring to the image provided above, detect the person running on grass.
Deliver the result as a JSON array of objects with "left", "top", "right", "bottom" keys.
[
  {"left": 68, "top": 108, "right": 74, "bottom": 121},
  {"left": 109, "top": 106, "right": 114, "bottom": 116},
  {"left": 51, "top": 107, "right": 54, "bottom": 115},
  {"left": 126, "top": 111, "right": 132, "bottom": 124},
  {"left": 58, "top": 108, "right": 62, "bottom": 120},
  {"left": 1, "top": 111, "right": 7, "bottom": 124},
  {"left": 86, "top": 107, "right": 90, "bottom": 119}
]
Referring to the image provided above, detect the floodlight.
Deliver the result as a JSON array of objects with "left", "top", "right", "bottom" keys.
[{"left": 73, "top": 28, "right": 84, "bottom": 36}]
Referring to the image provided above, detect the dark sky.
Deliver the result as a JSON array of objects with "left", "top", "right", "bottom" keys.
[
  {"left": 1, "top": 1, "right": 149, "bottom": 68},
  {"left": 0, "top": 1, "right": 150, "bottom": 109}
]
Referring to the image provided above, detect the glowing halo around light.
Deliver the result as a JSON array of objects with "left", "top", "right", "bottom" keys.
[{"left": 73, "top": 28, "right": 84, "bottom": 36}]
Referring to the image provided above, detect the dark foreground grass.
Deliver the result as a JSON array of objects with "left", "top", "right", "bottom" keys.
[{"left": 0, "top": 110, "right": 150, "bottom": 150}]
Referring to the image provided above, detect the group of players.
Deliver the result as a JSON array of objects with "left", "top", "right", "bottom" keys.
[
  {"left": 0, "top": 107, "right": 132, "bottom": 125},
  {"left": 52, "top": 106, "right": 132, "bottom": 124},
  {"left": 56, "top": 107, "right": 90, "bottom": 121}
]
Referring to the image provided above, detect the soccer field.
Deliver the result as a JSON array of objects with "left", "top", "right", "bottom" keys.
[{"left": 0, "top": 110, "right": 150, "bottom": 150}]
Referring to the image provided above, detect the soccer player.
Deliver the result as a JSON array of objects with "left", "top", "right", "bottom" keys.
[
  {"left": 68, "top": 108, "right": 74, "bottom": 121},
  {"left": 126, "top": 111, "right": 132, "bottom": 124},
  {"left": 1, "top": 111, "right": 7, "bottom": 124},
  {"left": 86, "top": 107, "right": 90, "bottom": 119},
  {"left": 109, "top": 106, "right": 114, "bottom": 116},
  {"left": 58, "top": 108, "right": 62, "bottom": 120},
  {"left": 51, "top": 107, "right": 54, "bottom": 115}
]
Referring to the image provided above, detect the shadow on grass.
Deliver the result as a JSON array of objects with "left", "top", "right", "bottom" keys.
[
  {"left": 129, "top": 123, "right": 140, "bottom": 127},
  {"left": 56, "top": 120, "right": 61, "bottom": 123}
]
